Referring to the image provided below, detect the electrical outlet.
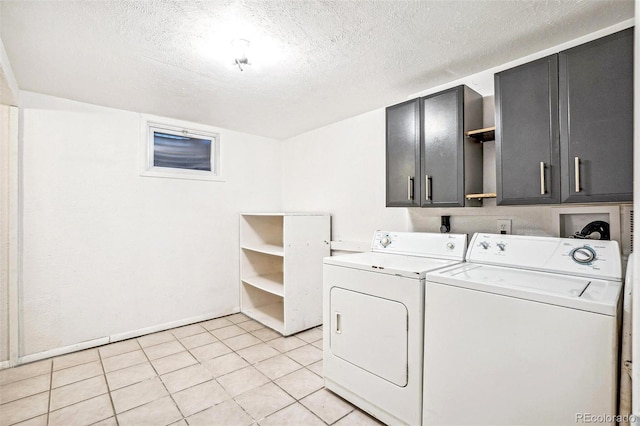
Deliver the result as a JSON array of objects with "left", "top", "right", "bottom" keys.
[{"left": 497, "top": 219, "right": 512, "bottom": 235}]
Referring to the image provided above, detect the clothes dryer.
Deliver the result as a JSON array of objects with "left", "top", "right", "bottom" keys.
[{"left": 324, "top": 231, "right": 467, "bottom": 425}]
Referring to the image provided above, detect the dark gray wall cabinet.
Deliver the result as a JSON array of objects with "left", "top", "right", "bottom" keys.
[
  {"left": 495, "top": 55, "right": 560, "bottom": 205},
  {"left": 386, "top": 85, "right": 483, "bottom": 208},
  {"left": 386, "top": 99, "right": 421, "bottom": 207},
  {"left": 495, "top": 28, "right": 633, "bottom": 205},
  {"left": 559, "top": 28, "right": 633, "bottom": 203}
]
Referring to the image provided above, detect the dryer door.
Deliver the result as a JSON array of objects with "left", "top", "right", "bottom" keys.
[{"left": 329, "top": 287, "right": 408, "bottom": 386}]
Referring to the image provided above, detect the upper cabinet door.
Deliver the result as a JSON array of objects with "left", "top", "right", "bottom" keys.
[
  {"left": 386, "top": 99, "right": 421, "bottom": 207},
  {"left": 495, "top": 55, "right": 560, "bottom": 205},
  {"left": 559, "top": 28, "right": 633, "bottom": 203},
  {"left": 421, "top": 87, "right": 464, "bottom": 207},
  {"left": 421, "top": 86, "right": 483, "bottom": 207}
]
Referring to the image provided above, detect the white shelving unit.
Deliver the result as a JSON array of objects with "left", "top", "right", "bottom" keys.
[{"left": 240, "top": 213, "right": 330, "bottom": 336}]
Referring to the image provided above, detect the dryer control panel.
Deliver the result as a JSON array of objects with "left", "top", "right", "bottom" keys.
[
  {"left": 371, "top": 231, "right": 467, "bottom": 260},
  {"left": 467, "top": 233, "right": 622, "bottom": 281}
]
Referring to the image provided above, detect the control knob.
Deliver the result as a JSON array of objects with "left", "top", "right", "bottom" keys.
[
  {"left": 479, "top": 241, "right": 490, "bottom": 250},
  {"left": 380, "top": 236, "right": 391, "bottom": 248},
  {"left": 446, "top": 242, "right": 455, "bottom": 250},
  {"left": 570, "top": 246, "right": 596, "bottom": 264},
  {"left": 497, "top": 243, "right": 506, "bottom": 251}
]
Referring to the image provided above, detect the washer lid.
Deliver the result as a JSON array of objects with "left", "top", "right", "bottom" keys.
[
  {"left": 427, "top": 263, "right": 622, "bottom": 316},
  {"left": 324, "top": 252, "right": 462, "bottom": 279}
]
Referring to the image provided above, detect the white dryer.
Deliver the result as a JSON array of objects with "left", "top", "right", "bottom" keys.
[
  {"left": 323, "top": 231, "right": 468, "bottom": 426},
  {"left": 423, "top": 233, "right": 623, "bottom": 426}
]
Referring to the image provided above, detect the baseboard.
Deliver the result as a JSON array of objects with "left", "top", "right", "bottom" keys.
[
  {"left": 16, "top": 310, "right": 240, "bottom": 365},
  {"left": 109, "top": 311, "right": 235, "bottom": 343},
  {"left": 20, "top": 336, "right": 110, "bottom": 364}
]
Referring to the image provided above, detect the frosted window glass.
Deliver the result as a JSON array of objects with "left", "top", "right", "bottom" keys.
[{"left": 153, "top": 131, "right": 211, "bottom": 171}]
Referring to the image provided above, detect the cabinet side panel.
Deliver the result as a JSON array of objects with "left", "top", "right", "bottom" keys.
[
  {"left": 463, "top": 86, "right": 484, "bottom": 206},
  {"left": 283, "top": 215, "right": 331, "bottom": 334}
]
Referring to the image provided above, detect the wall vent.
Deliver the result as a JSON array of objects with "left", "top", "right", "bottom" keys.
[{"left": 621, "top": 204, "right": 633, "bottom": 255}]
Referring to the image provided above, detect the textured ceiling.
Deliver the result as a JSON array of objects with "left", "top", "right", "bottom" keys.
[{"left": 0, "top": 0, "right": 634, "bottom": 139}]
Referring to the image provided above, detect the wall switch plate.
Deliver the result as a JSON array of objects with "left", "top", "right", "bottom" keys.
[{"left": 497, "top": 219, "right": 512, "bottom": 235}]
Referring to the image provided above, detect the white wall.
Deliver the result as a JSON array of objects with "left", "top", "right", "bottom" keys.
[
  {"left": 19, "top": 92, "right": 282, "bottom": 359},
  {"left": 0, "top": 18, "right": 19, "bottom": 106},
  {"left": 282, "top": 109, "right": 407, "bottom": 243}
]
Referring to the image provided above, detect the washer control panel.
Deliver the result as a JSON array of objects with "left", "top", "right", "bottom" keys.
[
  {"left": 467, "top": 233, "right": 621, "bottom": 280},
  {"left": 371, "top": 231, "right": 467, "bottom": 259},
  {"left": 570, "top": 246, "right": 597, "bottom": 264}
]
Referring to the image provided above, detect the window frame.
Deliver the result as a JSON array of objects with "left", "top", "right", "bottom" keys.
[{"left": 141, "top": 119, "right": 222, "bottom": 182}]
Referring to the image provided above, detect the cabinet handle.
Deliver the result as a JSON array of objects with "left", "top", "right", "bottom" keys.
[
  {"left": 407, "top": 176, "right": 414, "bottom": 201},
  {"left": 425, "top": 175, "right": 431, "bottom": 201},
  {"left": 539, "top": 162, "right": 546, "bottom": 195},
  {"left": 574, "top": 157, "right": 581, "bottom": 193},
  {"left": 334, "top": 312, "right": 342, "bottom": 334}
]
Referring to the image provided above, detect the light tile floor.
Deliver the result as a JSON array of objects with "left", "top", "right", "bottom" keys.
[{"left": 0, "top": 313, "right": 383, "bottom": 426}]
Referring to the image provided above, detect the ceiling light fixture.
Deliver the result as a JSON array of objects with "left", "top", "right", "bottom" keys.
[{"left": 231, "top": 39, "right": 250, "bottom": 71}]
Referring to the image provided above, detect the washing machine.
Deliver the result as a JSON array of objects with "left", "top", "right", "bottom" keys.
[
  {"left": 323, "top": 231, "right": 468, "bottom": 426},
  {"left": 423, "top": 233, "right": 623, "bottom": 426}
]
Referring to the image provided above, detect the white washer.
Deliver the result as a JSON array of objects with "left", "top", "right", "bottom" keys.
[
  {"left": 423, "top": 233, "right": 623, "bottom": 426},
  {"left": 323, "top": 231, "right": 468, "bottom": 426}
]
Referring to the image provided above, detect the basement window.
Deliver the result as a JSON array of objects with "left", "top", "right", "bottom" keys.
[{"left": 142, "top": 122, "right": 221, "bottom": 181}]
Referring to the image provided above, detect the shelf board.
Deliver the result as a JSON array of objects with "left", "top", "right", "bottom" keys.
[
  {"left": 242, "top": 273, "right": 284, "bottom": 297},
  {"left": 241, "top": 244, "right": 284, "bottom": 257},
  {"left": 465, "top": 192, "right": 497, "bottom": 200},
  {"left": 243, "top": 302, "right": 284, "bottom": 334},
  {"left": 241, "top": 212, "right": 329, "bottom": 217},
  {"left": 465, "top": 126, "right": 495, "bottom": 142}
]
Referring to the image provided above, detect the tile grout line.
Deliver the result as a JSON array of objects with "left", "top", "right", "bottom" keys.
[
  {"left": 226, "top": 325, "right": 322, "bottom": 424},
  {"left": 46, "top": 359, "right": 53, "bottom": 426},
  {"left": 165, "top": 319, "right": 276, "bottom": 423},
  {"left": 144, "top": 330, "right": 192, "bottom": 424},
  {"left": 178, "top": 328, "right": 250, "bottom": 421},
  {"left": 0, "top": 359, "right": 54, "bottom": 426},
  {"left": 97, "top": 347, "right": 119, "bottom": 426},
  {"left": 2, "top": 322, "right": 333, "bottom": 426},
  {"left": 100, "top": 319, "right": 248, "bottom": 422},
  {"left": 175, "top": 319, "right": 285, "bottom": 423},
  {"left": 265, "top": 372, "right": 329, "bottom": 425},
  {"left": 216, "top": 314, "right": 278, "bottom": 424}
]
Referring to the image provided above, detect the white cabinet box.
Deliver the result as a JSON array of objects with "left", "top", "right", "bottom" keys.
[{"left": 240, "top": 213, "right": 330, "bottom": 336}]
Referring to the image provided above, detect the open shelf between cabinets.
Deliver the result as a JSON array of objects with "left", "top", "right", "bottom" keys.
[
  {"left": 465, "top": 192, "right": 497, "bottom": 200},
  {"left": 465, "top": 126, "right": 495, "bottom": 142}
]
